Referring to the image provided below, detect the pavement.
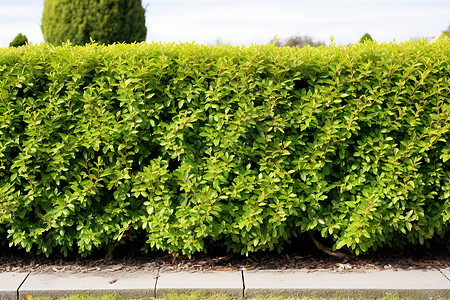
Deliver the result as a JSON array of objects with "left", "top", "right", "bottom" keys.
[{"left": 0, "top": 268, "right": 449, "bottom": 299}]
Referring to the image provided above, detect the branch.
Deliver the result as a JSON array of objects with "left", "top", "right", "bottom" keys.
[{"left": 310, "top": 232, "right": 349, "bottom": 259}]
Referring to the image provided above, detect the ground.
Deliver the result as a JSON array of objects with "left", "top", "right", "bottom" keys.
[{"left": 0, "top": 236, "right": 448, "bottom": 274}]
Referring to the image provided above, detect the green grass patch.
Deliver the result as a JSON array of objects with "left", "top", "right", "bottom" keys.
[{"left": 31, "top": 291, "right": 429, "bottom": 300}]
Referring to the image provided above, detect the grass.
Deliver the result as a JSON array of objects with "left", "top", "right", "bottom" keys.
[{"left": 30, "top": 292, "right": 428, "bottom": 300}]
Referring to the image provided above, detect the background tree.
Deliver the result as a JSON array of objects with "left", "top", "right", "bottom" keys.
[
  {"left": 41, "top": 0, "right": 147, "bottom": 45},
  {"left": 271, "top": 35, "right": 324, "bottom": 48},
  {"left": 359, "top": 33, "right": 373, "bottom": 43},
  {"left": 214, "top": 38, "right": 227, "bottom": 46},
  {"left": 9, "top": 33, "right": 28, "bottom": 47},
  {"left": 438, "top": 26, "right": 450, "bottom": 39},
  {"left": 269, "top": 38, "right": 281, "bottom": 47}
]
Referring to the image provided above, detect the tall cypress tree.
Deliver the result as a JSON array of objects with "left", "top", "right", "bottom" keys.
[{"left": 42, "top": 0, "right": 147, "bottom": 45}]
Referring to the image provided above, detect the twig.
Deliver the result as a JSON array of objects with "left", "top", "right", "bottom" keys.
[{"left": 310, "top": 232, "right": 348, "bottom": 259}]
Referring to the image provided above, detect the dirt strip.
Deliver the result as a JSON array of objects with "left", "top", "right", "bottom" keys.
[{"left": 1, "top": 241, "right": 448, "bottom": 274}]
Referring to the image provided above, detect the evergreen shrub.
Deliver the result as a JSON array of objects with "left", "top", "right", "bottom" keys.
[
  {"left": 0, "top": 40, "right": 449, "bottom": 257},
  {"left": 9, "top": 33, "right": 28, "bottom": 47}
]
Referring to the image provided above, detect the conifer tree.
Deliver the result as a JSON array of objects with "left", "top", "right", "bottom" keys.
[{"left": 42, "top": 0, "right": 147, "bottom": 45}]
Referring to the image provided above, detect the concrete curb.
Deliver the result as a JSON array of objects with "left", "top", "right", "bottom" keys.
[
  {"left": 0, "top": 272, "right": 30, "bottom": 300},
  {"left": 18, "top": 272, "right": 157, "bottom": 300},
  {"left": 243, "top": 269, "right": 450, "bottom": 299},
  {"left": 0, "top": 268, "right": 448, "bottom": 299},
  {"left": 156, "top": 270, "right": 243, "bottom": 298}
]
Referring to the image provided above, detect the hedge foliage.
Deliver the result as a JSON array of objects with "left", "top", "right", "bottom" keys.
[{"left": 0, "top": 40, "right": 449, "bottom": 257}]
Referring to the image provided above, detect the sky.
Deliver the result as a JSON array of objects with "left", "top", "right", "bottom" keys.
[{"left": 0, "top": 0, "right": 449, "bottom": 48}]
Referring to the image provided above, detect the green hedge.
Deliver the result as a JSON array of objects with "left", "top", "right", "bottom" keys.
[{"left": 0, "top": 40, "right": 449, "bottom": 257}]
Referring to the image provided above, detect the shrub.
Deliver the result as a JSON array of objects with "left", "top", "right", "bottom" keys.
[
  {"left": 9, "top": 33, "right": 28, "bottom": 47},
  {"left": 0, "top": 40, "right": 449, "bottom": 257}
]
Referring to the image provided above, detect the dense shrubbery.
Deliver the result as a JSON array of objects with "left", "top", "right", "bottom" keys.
[{"left": 0, "top": 40, "right": 449, "bottom": 257}]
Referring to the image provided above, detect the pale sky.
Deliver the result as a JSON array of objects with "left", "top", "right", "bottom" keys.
[{"left": 0, "top": 0, "right": 449, "bottom": 48}]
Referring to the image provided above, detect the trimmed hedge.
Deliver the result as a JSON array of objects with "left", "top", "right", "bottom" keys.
[{"left": 0, "top": 40, "right": 449, "bottom": 257}]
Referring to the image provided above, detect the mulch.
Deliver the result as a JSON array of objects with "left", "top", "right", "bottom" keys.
[{"left": 1, "top": 237, "right": 448, "bottom": 274}]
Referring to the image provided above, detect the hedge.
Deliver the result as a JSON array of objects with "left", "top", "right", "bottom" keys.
[{"left": 0, "top": 40, "right": 449, "bottom": 257}]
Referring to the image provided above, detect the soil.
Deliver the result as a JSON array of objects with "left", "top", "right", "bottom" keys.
[{"left": 0, "top": 236, "right": 448, "bottom": 274}]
